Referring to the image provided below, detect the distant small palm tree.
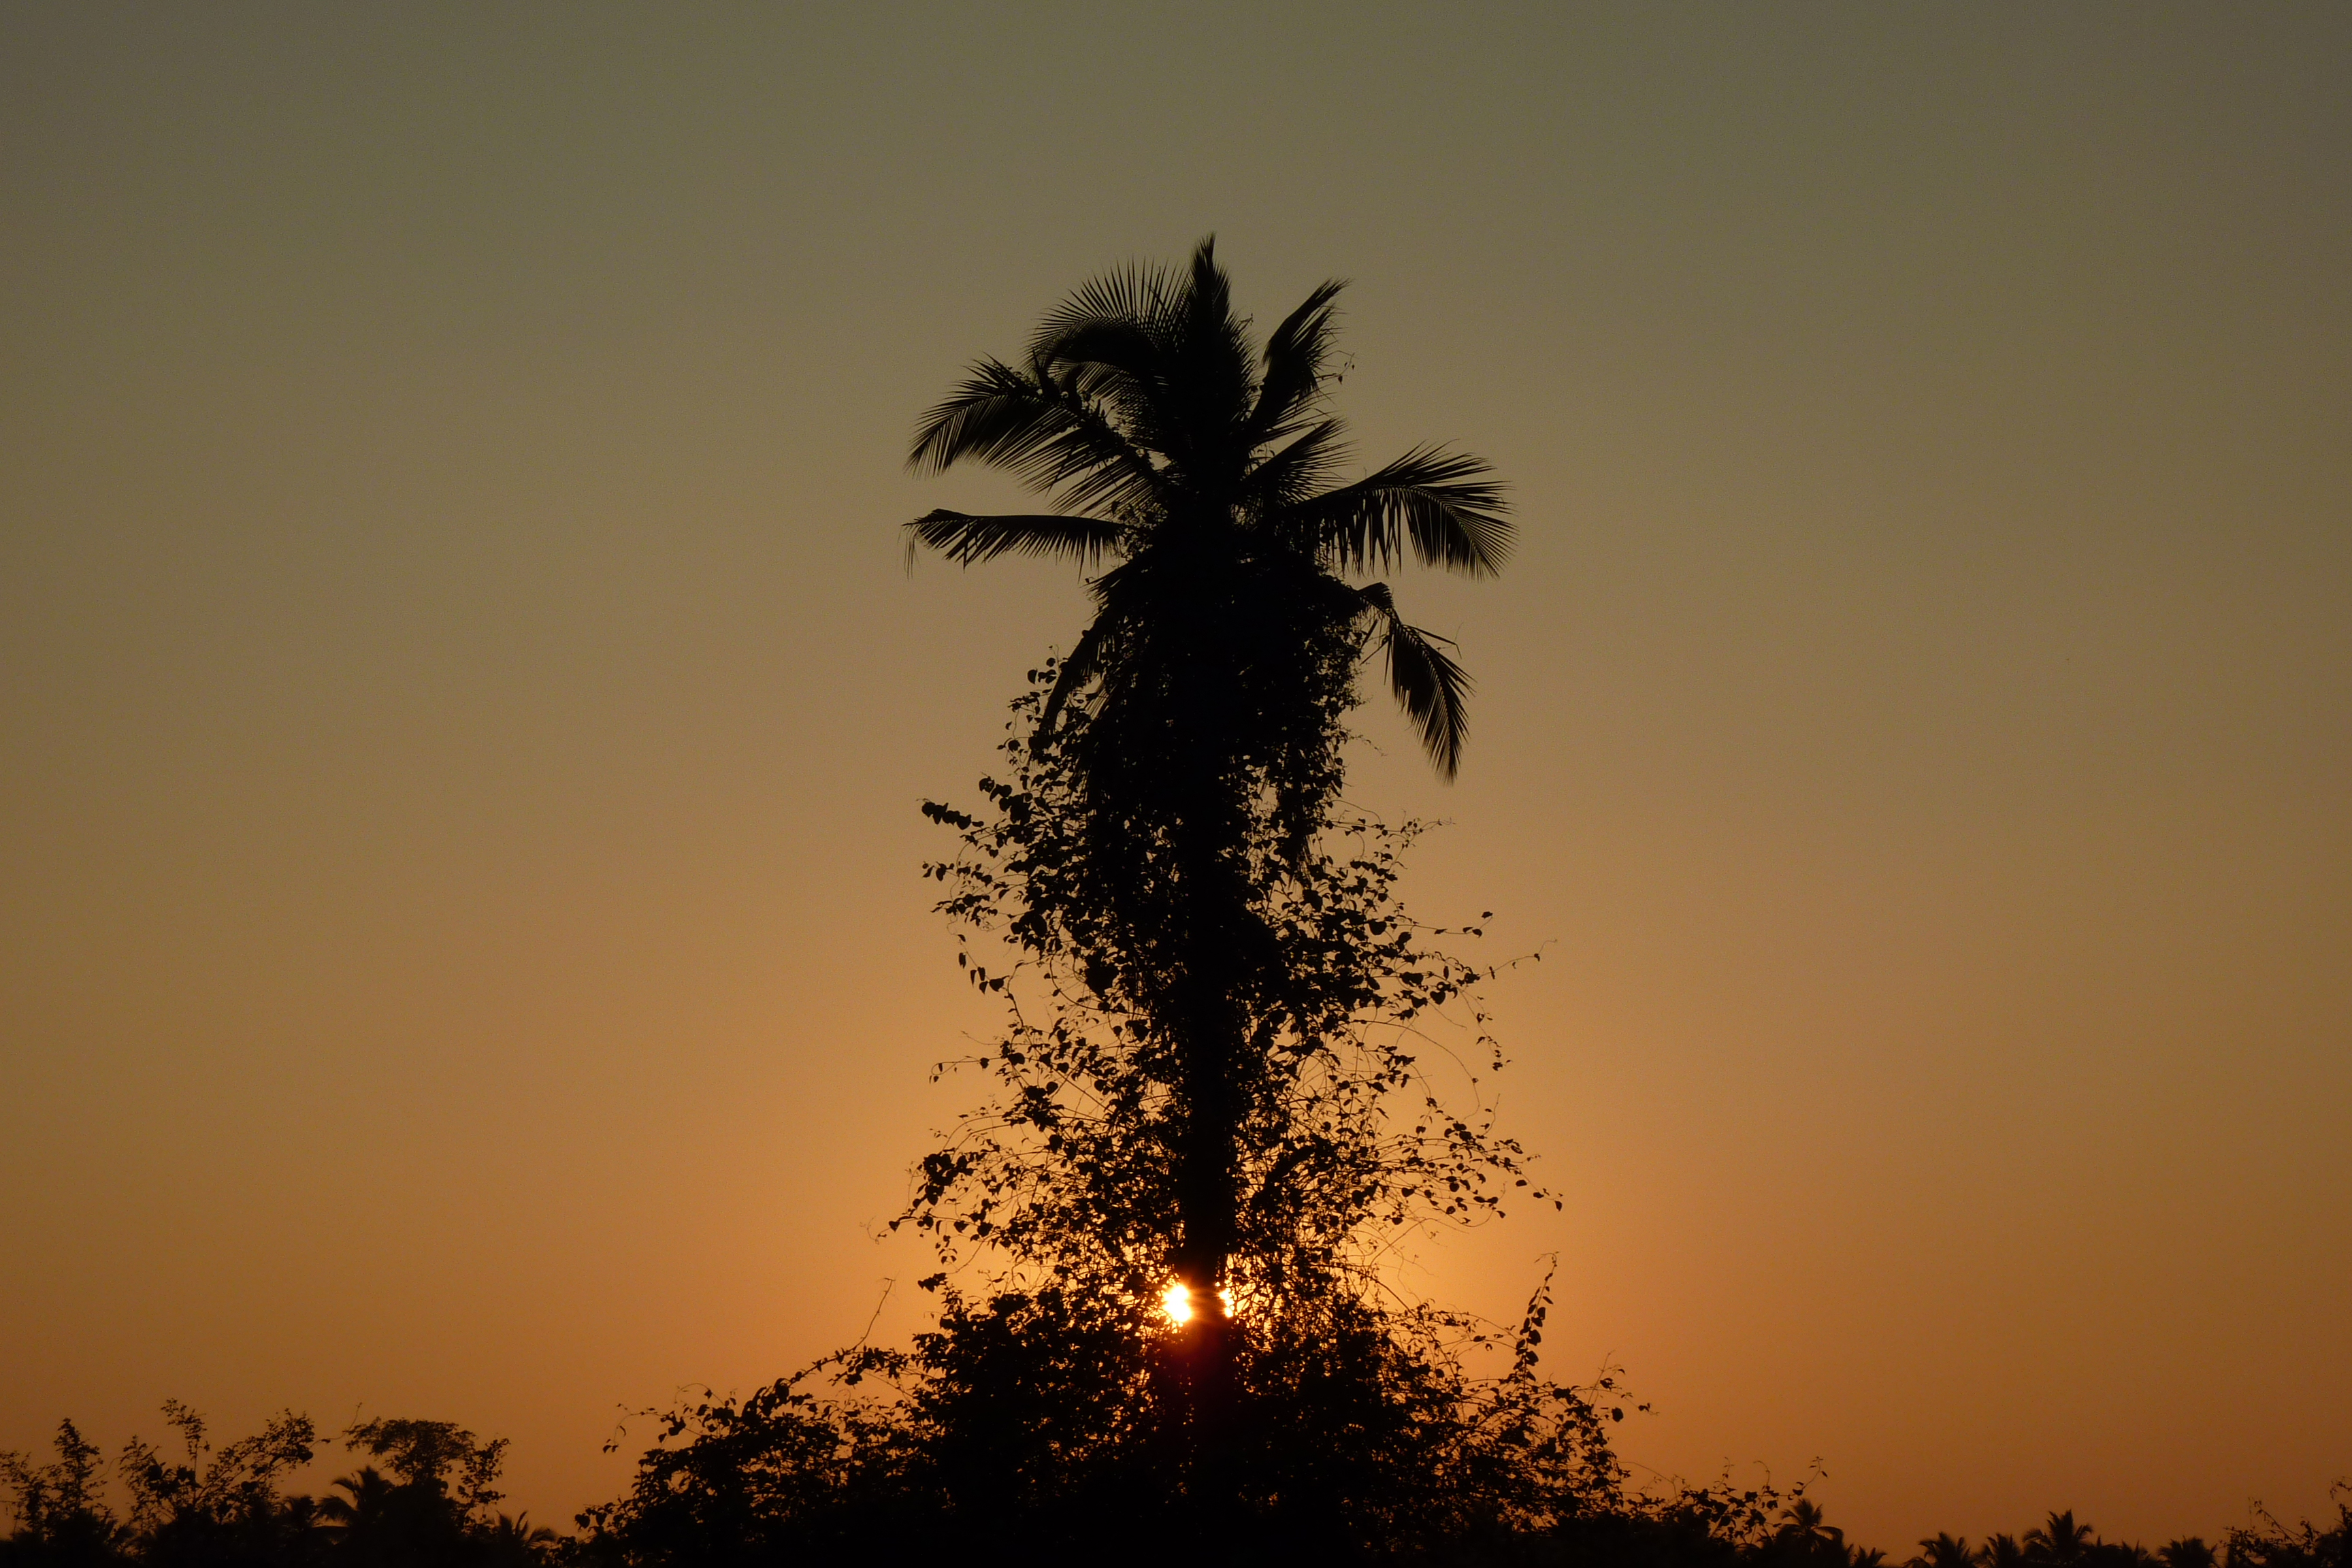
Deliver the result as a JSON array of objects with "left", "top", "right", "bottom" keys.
[
  {"left": 1914, "top": 1531, "right": 1978, "bottom": 1568},
  {"left": 316, "top": 1465, "right": 397, "bottom": 1536},
  {"left": 1782, "top": 1499, "right": 1848, "bottom": 1555},
  {"left": 480, "top": 1511, "right": 559, "bottom": 1565},
  {"left": 2159, "top": 1539, "right": 2217, "bottom": 1568},
  {"left": 1983, "top": 1534, "right": 2029, "bottom": 1568},
  {"left": 2026, "top": 1511, "right": 2100, "bottom": 1567},
  {"left": 318, "top": 1463, "right": 468, "bottom": 1565}
]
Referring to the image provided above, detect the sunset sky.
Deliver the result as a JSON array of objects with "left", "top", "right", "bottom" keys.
[{"left": 3, "top": 3, "right": 2347, "bottom": 1548}]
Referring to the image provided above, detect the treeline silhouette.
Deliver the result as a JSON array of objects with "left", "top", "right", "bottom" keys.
[
  {"left": 7, "top": 1407, "right": 2347, "bottom": 1568},
  {"left": 1, "top": 1408, "right": 554, "bottom": 1567}
]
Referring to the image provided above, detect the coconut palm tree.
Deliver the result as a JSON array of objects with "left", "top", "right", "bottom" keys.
[
  {"left": 2158, "top": 1539, "right": 2217, "bottom": 1568},
  {"left": 1914, "top": 1533, "right": 1978, "bottom": 1568},
  {"left": 2026, "top": 1512, "right": 2100, "bottom": 1567},
  {"left": 1778, "top": 1499, "right": 1848, "bottom": 1556},
  {"left": 1984, "top": 1535, "right": 2029, "bottom": 1568},
  {"left": 480, "top": 1511, "right": 561, "bottom": 1565},
  {"left": 319, "top": 1463, "right": 469, "bottom": 1566},
  {"left": 906, "top": 236, "right": 1506, "bottom": 781},
  {"left": 905, "top": 238, "right": 1513, "bottom": 1355}
]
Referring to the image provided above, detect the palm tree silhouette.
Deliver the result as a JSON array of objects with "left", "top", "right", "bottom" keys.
[
  {"left": 316, "top": 1465, "right": 395, "bottom": 1531},
  {"left": 1983, "top": 1535, "right": 2029, "bottom": 1568},
  {"left": 480, "top": 1511, "right": 560, "bottom": 1565},
  {"left": 1778, "top": 1498, "right": 1848, "bottom": 1561},
  {"left": 907, "top": 236, "right": 1506, "bottom": 778},
  {"left": 905, "top": 239, "right": 1512, "bottom": 1368},
  {"left": 318, "top": 1463, "right": 469, "bottom": 1565},
  {"left": 2026, "top": 1511, "right": 2100, "bottom": 1567},
  {"left": 1914, "top": 1532, "right": 1978, "bottom": 1568}
]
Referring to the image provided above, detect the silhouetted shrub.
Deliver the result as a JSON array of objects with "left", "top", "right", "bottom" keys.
[
  {"left": 2, "top": 1410, "right": 553, "bottom": 1568},
  {"left": 2225, "top": 1491, "right": 2352, "bottom": 1568}
]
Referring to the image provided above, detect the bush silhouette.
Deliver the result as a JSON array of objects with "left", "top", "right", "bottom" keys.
[{"left": 3, "top": 1410, "right": 553, "bottom": 1568}]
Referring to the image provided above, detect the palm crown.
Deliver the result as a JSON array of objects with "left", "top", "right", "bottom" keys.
[{"left": 906, "top": 237, "right": 1511, "bottom": 778}]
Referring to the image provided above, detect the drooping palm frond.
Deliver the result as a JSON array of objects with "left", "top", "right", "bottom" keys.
[
  {"left": 908, "top": 360, "right": 1164, "bottom": 512},
  {"left": 907, "top": 359, "right": 1054, "bottom": 474},
  {"left": 1239, "top": 419, "right": 1350, "bottom": 514},
  {"left": 1030, "top": 257, "right": 1188, "bottom": 461},
  {"left": 1040, "top": 325, "right": 1164, "bottom": 383},
  {"left": 903, "top": 510, "right": 1124, "bottom": 570},
  {"left": 1041, "top": 614, "right": 1117, "bottom": 736},
  {"left": 1038, "top": 341, "right": 1181, "bottom": 474},
  {"left": 1358, "top": 583, "right": 1471, "bottom": 777},
  {"left": 1296, "top": 446, "right": 1512, "bottom": 577}
]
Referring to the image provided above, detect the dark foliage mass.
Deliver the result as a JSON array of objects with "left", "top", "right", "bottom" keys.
[
  {"left": 1, "top": 1411, "right": 556, "bottom": 1567},
  {"left": 10, "top": 1416, "right": 2345, "bottom": 1568}
]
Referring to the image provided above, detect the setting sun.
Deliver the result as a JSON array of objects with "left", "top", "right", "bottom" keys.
[{"left": 1160, "top": 1282, "right": 1237, "bottom": 1326}]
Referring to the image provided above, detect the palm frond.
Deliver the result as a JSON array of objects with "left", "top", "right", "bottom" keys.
[
  {"left": 906, "top": 359, "right": 1059, "bottom": 476},
  {"left": 1033, "top": 321, "right": 1166, "bottom": 397},
  {"left": 1182, "top": 237, "right": 1232, "bottom": 342},
  {"left": 1114, "top": 236, "right": 1251, "bottom": 474},
  {"left": 907, "top": 359, "right": 1164, "bottom": 510},
  {"left": 1027, "top": 261, "right": 1181, "bottom": 452},
  {"left": 1300, "top": 446, "right": 1512, "bottom": 576},
  {"left": 1034, "top": 326, "right": 1172, "bottom": 457},
  {"left": 1034, "top": 259, "right": 1179, "bottom": 350},
  {"left": 1358, "top": 583, "right": 1471, "bottom": 777},
  {"left": 1247, "top": 280, "right": 1345, "bottom": 441},
  {"left": 1041, "top": 614, "right": 1117, "bottom": 735},
  {"left": 1239, "top": 419, "right": 1350, "bottom": 512},
  {"left": 1010, "top": 395, "right": 1164, "bottom": 512},
  {"left": 904, "top": 510, "right": 1124, "bottom": 570}
]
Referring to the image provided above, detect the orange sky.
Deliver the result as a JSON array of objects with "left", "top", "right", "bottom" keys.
[{"left": 3, "top": 3, "right": 2346, "bottom": 1548}]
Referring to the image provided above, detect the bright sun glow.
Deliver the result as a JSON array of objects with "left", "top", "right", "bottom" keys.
[{"left": 1160, "top": 1281, "right": 1238, "bottom": 1326}]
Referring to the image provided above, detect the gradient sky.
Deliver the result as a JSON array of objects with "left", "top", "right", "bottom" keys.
[{"left": 3, "top": 2, "right": 2347, "bottom": 1548}]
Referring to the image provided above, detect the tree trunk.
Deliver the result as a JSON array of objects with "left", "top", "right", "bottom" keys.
[{"left": 1163, "top": 675, "right": 1251, "bottom": 1519}]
